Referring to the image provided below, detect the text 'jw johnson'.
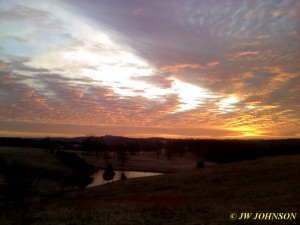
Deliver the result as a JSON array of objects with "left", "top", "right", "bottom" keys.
[{"left": 230, "top": 212, "right": 298, "bottom": 221}]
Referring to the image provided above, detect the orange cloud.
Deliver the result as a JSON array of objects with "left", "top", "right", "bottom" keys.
[
  {"left": 206, "top": 61, "right": 220, "bottom": 67},
  {"left": 236, "top": 51, "right": 259, "bottom": 57},
  {"left": 161, "top": 61, "right": 220, "bottom": 71},
  {"left": 75, "top": 91, "right": 84, "bottom": 98},
  {"left": 0, "top": 61, "right": 7, "bottom": 68},
  {"left": 270, "top": 10, "right": 285, "bottom": 17},
  {"left": 24, "top": 90, "right": 35, "bottom": 97},
  {"left": 242, "top": 72, "right": 254, "bottom": 78},
  {"left": 233, "top": 82, "right": 244, "bottom": 88},
  {"left": 257, "top": 34, "right": 270, "bottom": 39},
  {"left": 236, "top": 41, "right": 261, "bottom": 47},
  {"left": 229, "top": 51, "right": 261, "bottom": 61},
  {"left": 266, "top": 66, "right": 296, "bottom": 82}
]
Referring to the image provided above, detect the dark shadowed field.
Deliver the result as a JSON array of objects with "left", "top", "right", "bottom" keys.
[{"left": 0, "top": 146, "right": 299, "bottom": 225}]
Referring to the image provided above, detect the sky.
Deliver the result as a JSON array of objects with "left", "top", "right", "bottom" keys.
[{"left": 0, "top": 0, "right": 299, "bottom": 139}]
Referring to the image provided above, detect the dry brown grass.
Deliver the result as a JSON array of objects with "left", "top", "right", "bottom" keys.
[
  {"left": 1, "top": 146, "right": 299, "bottom": 225},
  {"left": 0, "top": 146, "right": 75, "bottom": 175}
]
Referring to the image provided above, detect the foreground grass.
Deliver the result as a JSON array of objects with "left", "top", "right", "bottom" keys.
[{"left": 1, "top": 147, "right": 299, "bottom": 225}]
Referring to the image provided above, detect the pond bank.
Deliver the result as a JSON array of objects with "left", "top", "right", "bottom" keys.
[{"left": 87, "top": 170, "right": 164, "bottom": 188}]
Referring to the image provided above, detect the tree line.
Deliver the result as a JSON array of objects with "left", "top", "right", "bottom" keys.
[{"left": 1, "top": 136, "right": 300, "bottom": 164}]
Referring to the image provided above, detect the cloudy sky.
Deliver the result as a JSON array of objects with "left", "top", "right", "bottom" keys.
[{"left": 0, "top": 0, "right": 299, "bottom": 138}]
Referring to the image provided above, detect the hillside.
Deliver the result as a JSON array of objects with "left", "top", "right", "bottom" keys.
[{"left": 1, "top": 152, "right": 299, "bottom": 225}]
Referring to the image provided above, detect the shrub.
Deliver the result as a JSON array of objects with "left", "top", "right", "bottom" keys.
[
  {"left": 196, "top": 162, "right": 204, "bottom": 168},
  {"left": 103, "top": 163, "right": 115, "bottom": 182},
  {"left": 56, "top": 150, "right": 95, "bottom": 188}
]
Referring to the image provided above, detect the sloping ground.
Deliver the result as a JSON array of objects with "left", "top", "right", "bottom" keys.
[
  {"left": 0, "top": 146, "right": 77, "bottom": 200},
  {"left": 0, "top": 146, "right": 76, "bottom": 176},
  {"left": 2, "top": 154, "right": 299, "bottom": 225}
]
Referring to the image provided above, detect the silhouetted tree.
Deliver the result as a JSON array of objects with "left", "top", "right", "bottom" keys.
[
  {"left": 103, "top": 163, "right": 115, "bottom": 182},
  {"left": 121, "top": 172, "right": 127, "bottom": 180},
  {"left": 81, "top": 134, "right": 102, "bottom": 156},
  {"left": 118, "top": 150, "right": 128, "bottom": 167},
  {"left": 165, "top": 147, "right": 173, "bottom": 160},
  {"left": 155, "top": 148, "right": 162, "bottom": 158},
  {"left": 196, "top": 162, "right": 205, "bottom": 168},
  {"left": 128, "top": 142, "right": 140, "bottom": 155},
  {"left": 165, "top": 140, "right": 186, "bottom": 157},
  {"left": 103, "top": 151, "right": 111, "bottom": 164},
  {"left": 41, "top": 137, "right": 57, "bottom": 154}
]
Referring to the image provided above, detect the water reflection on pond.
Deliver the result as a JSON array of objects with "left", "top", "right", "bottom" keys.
[{"left": 87, "top": 170, "right": 163, "bottom": 188}]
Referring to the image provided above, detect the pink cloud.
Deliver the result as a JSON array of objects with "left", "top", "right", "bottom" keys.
[{"left": 132, "top": 7, "right": 145, "bottom": 16}]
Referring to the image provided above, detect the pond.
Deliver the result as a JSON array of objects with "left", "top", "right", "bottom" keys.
[{"left": 87, "top": 170, "right": 164, "bottom": 188}]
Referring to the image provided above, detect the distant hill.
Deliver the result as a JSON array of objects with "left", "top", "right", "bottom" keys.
[{"left": 1, "top": 136, "right": 300, "bottom": 164}]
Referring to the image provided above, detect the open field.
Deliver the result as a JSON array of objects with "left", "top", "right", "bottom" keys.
[
  {"left": 0, "top": 146, "right": 75, "bottom": 175},
  {"left": 0, "top": 146, "right": 77, "bottom": 199},
  {"left": 0, "top": 146, "right": 299, "bottom": 225},
  {"left": 79, "top": 151, "right": 209, "bottom": 173}
]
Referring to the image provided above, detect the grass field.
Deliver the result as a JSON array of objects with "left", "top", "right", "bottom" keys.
[
  {"left": 80, "top": 151, "right": 208, "bottom": 173},
  {"left": 0, "top": 146, "right": 76, "bottom": 199},
  {"left": 0, "top": 146, "right": 75, "bottom": 175},
  {"left": 0, "top": 146, "right": 299, "bottom": 225}
]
